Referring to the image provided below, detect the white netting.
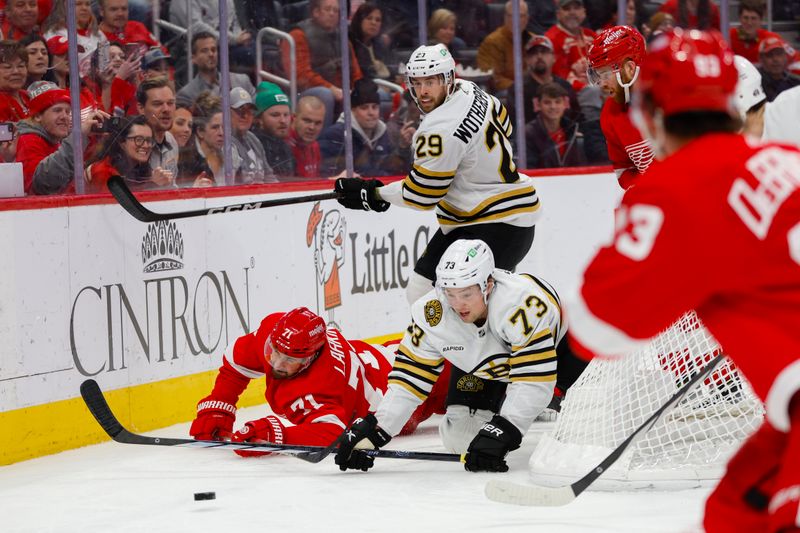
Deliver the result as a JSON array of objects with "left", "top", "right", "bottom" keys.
[{"left": 529, "top": 312, "right": 765, "bottom": 490}]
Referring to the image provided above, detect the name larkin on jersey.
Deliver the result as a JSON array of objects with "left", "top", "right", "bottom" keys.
[
  {"left": 453, "top": 87, "right": 489, "bottom": 144},
  {"left": 326, "top": 329, "right": 347, "bottom": 378}
]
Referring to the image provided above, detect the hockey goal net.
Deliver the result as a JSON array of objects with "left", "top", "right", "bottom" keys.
[{"left": 529, "top": 312, "right": 765, "bottom": 490}]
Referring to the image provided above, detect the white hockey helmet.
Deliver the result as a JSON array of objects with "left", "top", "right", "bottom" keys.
[
  {"left": 733, "top": 55, "right": 766, "bottom": 121},
  {"left": 435, "top": 239, "right": 495, "bottom": 296},
  {"left": 405, "top": 43, "right": 457, "bottom": 112}
]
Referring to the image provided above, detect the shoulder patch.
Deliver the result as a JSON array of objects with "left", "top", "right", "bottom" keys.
[{"left": 423, "top": 299, "right": 443, "bottom": 327}]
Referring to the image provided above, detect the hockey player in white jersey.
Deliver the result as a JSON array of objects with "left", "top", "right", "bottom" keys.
[
  {"left": 334, "top": 239, "right": 585, "bottom": 473},
  {"left": 333, "top": 44, "right": 541, "bottom": 306}
]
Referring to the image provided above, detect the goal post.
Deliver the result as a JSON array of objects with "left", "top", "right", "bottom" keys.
[{"left": 529, "top": 312, "right": 764, "bottom": 490}]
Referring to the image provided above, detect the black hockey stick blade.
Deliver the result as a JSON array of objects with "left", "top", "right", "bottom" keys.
[
  {"left": 80, "top": 379, "right": 461, "bottom": 463},
  {"left": 485, "top": 353, "right": 727, "bottom": 506},
  {"left": 107, "top": 176, "right": 340, "bottom": 223}
]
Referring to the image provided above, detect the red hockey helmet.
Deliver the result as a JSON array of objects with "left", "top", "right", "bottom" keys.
[
  {"left": 264, "top": 307, "right": 326, "bottom": 377},
  {"left": 588, "top": 25, "right": 646, "bottom": 71},
  {"left": 636, "top": 29, "right": 737, "bottom": 117}
]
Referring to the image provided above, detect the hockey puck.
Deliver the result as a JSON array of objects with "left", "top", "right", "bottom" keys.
[{"left": 194, "top": 492, "right": 216, "bottom": 501}]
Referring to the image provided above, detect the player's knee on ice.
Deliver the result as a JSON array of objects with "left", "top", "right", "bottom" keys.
[{"left": 438, "top": 405, "right": 494, "bottom": 454}]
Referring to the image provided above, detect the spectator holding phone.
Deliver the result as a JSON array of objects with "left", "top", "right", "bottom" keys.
[
  {"left": 19, "top": 34, "right": 50, "bottom": 87},
  {"left": 15, "top": 81, "right": 107, "bottom": 195},
  {"left": 0, "top": 41, "right": 30, "bottom": 123},
  {"left": 106, "top": 42, "right": 141, "bottom": 86},
  {"left": 86, "top": 115, "right": 174, "bottom": 193}
]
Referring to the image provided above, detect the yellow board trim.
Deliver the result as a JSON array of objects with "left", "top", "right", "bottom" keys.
[{"left": 1, "top": 332, "right": 403, "bottom": 465}]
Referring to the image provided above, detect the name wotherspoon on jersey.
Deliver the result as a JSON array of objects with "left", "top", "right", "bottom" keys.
[{"left": 452, "top": 87, "right": 489, "bottom": 144}]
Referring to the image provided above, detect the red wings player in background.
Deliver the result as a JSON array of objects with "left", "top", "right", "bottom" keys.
[
  {"left": 588, "top": 26, "right": 654, "bottom": 190},
  {"left": 569, "top": 29, "right": 800, "bottom": 532},
  {"left": 190, "top": 307, "right": 445, "bottom": 455}
]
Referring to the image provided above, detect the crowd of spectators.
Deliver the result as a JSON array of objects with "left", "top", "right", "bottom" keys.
[{"left": 0, "top": 0, "right": 799, "bottom": 195}]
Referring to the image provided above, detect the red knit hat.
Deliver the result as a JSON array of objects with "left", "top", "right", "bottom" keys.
[{"left": 28, "top": 81, "right": 71, "bottom": 115}]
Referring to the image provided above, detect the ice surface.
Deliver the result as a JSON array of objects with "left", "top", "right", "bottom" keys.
[{"left": 0, "top": 405, "right": 710, "bottom": 533}]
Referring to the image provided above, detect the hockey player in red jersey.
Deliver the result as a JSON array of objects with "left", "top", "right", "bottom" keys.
[
  {"left": 189, "top": 307, "right": 445, "bottom": 455},
  {"left": 569, "top": 29, "right": 800, "bottom": 532},
  {"left": 588, "top": 26, "right": 654, "bottom": 189}
]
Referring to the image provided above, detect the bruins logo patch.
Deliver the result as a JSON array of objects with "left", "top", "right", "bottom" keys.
[
  {"left": 456, "top": 374, "right": 485, "bottom": 393},
  {"left": 423, "top": 299, "right": 443, "bottom": 327}
]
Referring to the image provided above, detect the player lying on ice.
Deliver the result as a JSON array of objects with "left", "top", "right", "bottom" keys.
[
  {"left": 569, "top": 29, "right": 800, "bottom": 533},
  {"left": 189, "top": 307, "right": 446, "bottom": 455},
  {"left": 334, "top": 239, "right": 586, "bottom": 473}
]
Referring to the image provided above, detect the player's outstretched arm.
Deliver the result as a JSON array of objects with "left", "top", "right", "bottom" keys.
[{"left": 334, "top": 414, "right": 392, "bottom": 472}]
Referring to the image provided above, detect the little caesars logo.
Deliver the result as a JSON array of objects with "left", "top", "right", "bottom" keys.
[{"left": 142, "top": 221, "right": 184, "bottom": 273}]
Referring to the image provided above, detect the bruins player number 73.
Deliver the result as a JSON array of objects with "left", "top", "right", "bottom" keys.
[{"left": 334, "top": 239, "right": 587, "bottom": 473}]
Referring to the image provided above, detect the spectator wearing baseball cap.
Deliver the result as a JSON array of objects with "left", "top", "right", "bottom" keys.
[
  {"left": 45, "top": 35, "right": 85, "bottom": 90},
  {"left": 15, "top": 80, "right": 107, "bottom": 194},
  {"left": 0, "top": 40, "right": 31, "bottom": 123},
  {"left": 230, "top": 87, "right": 275, "bottom": 183},
  {"left": 517, "top": 34, "right": 580, "bottom": 124},
  {"left": 252, "top": 81, "right": 295, "bottom": 179},
  {"left": 141, "top": 47, "right": 172, "bottom": 81},
  {"left": 318, "top": 78, "right": 409, "bottom": 177},
  {"left": 758, "top": 35, "right": 800, "bottom": 102}
]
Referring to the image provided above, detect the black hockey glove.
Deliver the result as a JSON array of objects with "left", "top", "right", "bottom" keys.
[
  {"left": 334, "top": 178, "right": 390, "bottom": 212},
  {"left": 464, "top": 414, "right": 522, "bottom": 473},
  {"left": 334, "top": 414, "right": 392, "bottom": 472}
]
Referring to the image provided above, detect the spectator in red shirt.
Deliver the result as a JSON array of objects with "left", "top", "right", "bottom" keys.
[
  {"left": 86, "top": 115, "right": 174, "bottom": 193},
  {"left": 0, "top": 41, "right": 30, "bottom": 123},
  {"left": 0, "top": 0, "right": 49, "bottom": 26},
  {"left": 545, "top": 0, "right": 596, "bottom": 86},
  {"left": 98, "top": 0, "right": 161, "bottom": 53},
  {"left": 15, "top": 80, "right": 105, "bottom": 194},
  {"left": 287, "top": 95, "right": 325, "bottom": 179},
  {"left": 730, "top": 0, "right": 776, "bottom": 65},
  {"left": 282, "top": 0, "right": 363, "bottom": 129},
  {"left": 0, "top": 0, "right": 38, "bottom": 41},
  {"left": 658, "top": 0, "right": 719, "bottom": 30}
]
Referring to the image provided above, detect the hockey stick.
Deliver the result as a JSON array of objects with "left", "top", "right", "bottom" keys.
[
  {"left": 107, "top": 176, "right": 340, "bottom": 223},
  {"left": 485, "top": 353, "right": 726, "bottom": 506},
  {"left": 80, "top": 379, "right": 461, "bottom": 464}
]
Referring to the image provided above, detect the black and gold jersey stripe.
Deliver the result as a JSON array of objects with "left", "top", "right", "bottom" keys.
[{"left": 437, "top": 186, "right": 540, "bottom": 225}]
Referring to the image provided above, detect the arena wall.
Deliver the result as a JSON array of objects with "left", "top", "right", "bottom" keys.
[{"left": 0, "top": 169, "right": 621, "bottom": 464}]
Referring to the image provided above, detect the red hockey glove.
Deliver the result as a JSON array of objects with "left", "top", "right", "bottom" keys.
[
  {"left": 189, "top": 396, "right": 236, "bottom": 441},
  {"left": 231, "top": 416, "right": 285, "bottom": 457}
]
